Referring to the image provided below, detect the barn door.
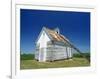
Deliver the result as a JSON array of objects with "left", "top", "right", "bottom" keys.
[{"left": 39, "top": 48, "right": 45, "bottom": 62}]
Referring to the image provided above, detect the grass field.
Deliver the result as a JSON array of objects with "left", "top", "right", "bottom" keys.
[{"left": 20, "top": 57, "right": 90, "bottom": 69}]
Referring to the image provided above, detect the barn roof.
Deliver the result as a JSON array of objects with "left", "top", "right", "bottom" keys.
[{"left": 44, "top": 27, "right": 70, "bottom": 44}]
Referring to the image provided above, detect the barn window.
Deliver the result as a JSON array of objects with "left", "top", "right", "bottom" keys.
[{"left": 43, "top": 32, "right": 45, "bottom": 36}]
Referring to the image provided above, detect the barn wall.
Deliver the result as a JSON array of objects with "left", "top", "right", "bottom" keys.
[
  {"left": 35, "top": 48, "right": 39, "bottom": 60},
  {"left": 35, "top": 48, "right": 46, "bottom": 62},
  {"left": 67, "top": 47, "right": 73, "bottom": 58},
  {"left": 37, "top": 31, "right": 50, "bottom": 48},
  {"left": 35, "top": 44, "right": 73, "bottom": 61},
  {"left": 36, "top": 31, "right": 50, "bottom": 62},
  {"left": 46, "top": 45, "right": 68, "bottom": 61}
]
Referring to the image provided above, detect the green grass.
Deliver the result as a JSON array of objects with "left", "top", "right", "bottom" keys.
[
  {"left": 20, "top": 57, "right": 90, "bottom": 69},
  {"left": 20, "top": 54, "right": 34, "bottom": 60}
]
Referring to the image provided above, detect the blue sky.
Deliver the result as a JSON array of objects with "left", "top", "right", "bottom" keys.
[{"left": 20, "top": 9, "right": 90, "bottom": 54}]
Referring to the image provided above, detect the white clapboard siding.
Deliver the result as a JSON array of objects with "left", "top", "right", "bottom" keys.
[
  {"left": 67, "top": 47, "right": 72, "bottom": 58},
  {"left": 53, "top": 45, "right": 67, "bottom": 60},
  {"left": 46, "top": 45, "right": 70, "bottom": 61}
]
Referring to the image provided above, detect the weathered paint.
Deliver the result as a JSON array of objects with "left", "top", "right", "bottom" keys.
[
  {"left": 35, "top": 28, "right": 72, "bottom": 62},
  {"left": 36, "top": 31, "right": 50, "bottom": 62},
  {"left": 46, "top": 45, "right": 72, "bottom": 61},
  {"left": 37, "top": 31, "right": 50, "bottom": 48}
]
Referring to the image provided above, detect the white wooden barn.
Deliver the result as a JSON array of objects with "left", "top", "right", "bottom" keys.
[{"left": 35, "top": 27, "right": 80, "bottom": 62}]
